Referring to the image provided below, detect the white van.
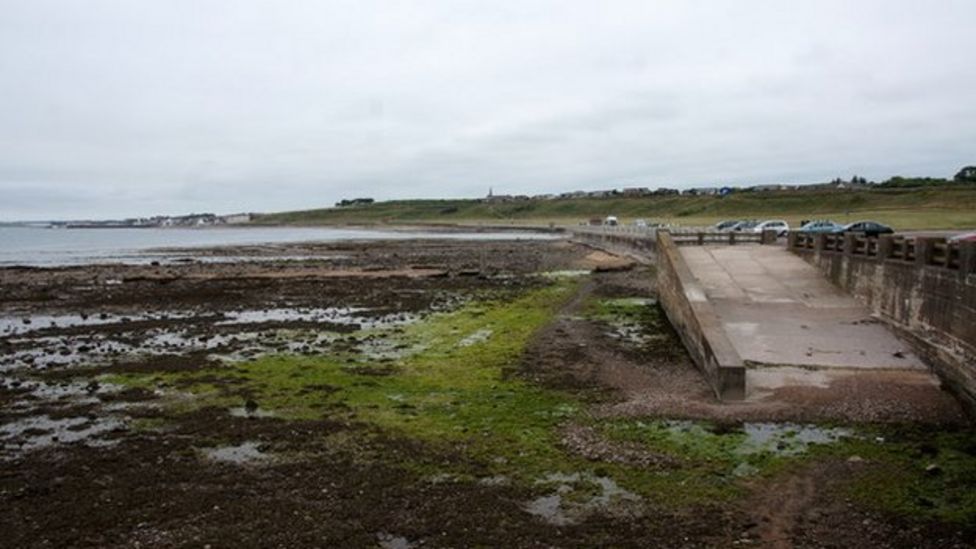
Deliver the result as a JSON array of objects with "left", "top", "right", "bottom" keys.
[{"left": 604, "top": 216, "right": 619, "bottom": 226}]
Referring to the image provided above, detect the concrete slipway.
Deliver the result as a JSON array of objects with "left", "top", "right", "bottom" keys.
[{"left": 678, "top": 245, "right": 942, "bottom": 400}]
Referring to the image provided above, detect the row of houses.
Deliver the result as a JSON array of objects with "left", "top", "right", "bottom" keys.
[
  {"left": 60, "top": 212, "right": 253, "bottom": 229},
  {"left": 483, "top": 187, "right": 681, "bottom": 203},
  {"left": 482, "top": 179, "right": 875, "bottom": 202}
]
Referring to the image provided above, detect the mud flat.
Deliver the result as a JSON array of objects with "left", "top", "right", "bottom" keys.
[{"left": 1, "top": 238, "right": 974, "bottom": 547}]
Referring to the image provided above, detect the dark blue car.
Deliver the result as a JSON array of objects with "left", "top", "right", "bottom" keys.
[{"left": 834, "top": 221, "right": 894, "bottom": 237}]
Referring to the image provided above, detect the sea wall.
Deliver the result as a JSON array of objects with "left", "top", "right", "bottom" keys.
[
  {"left": 569, "top": 228, "right": 657, "bottom": 260},
  {"left": 790, "top": 232, "right": 976, "bottom": 413}
]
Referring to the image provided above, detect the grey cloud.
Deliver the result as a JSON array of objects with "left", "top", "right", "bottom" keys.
[{"left": 1, "top": 0, "right": 975, "bottom": 219}]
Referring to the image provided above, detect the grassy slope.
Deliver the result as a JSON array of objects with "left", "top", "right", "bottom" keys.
[{"left": 255, "top": 186, "right": 976, "bottom": 230}]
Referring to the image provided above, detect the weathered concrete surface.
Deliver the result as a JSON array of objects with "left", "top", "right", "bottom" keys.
[
  {"left": 677, "top": 244, "right": 949, "bottom": 401},
  {"left": 792, "top": 235, "right": 976, "bottom": 415},
  {"left": 681, "top": 245, "right": 926, "bottom": 370},
  {"left": 655, "top": 233, "right": 746, "bottom": 400}
]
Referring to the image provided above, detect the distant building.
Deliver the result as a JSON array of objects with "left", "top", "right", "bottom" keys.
[
  {"left": 751, "top": 184, "right": 785, "bottom": 192},
  {"left": 684, "top": 187, "right": 720, "bottom": 196},
  {"left": 222, "top": 213, "right": 252, "bottom": 224}
]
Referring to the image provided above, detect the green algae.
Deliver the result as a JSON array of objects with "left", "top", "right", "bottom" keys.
[
  {"left": 823, "top": 427, "right": 976, "bottom": 525},
  {"left": 100, "top": 278, "right": 976, "bottom": 525},
  {"left": 586, "top": 297, "right": 684, "bottom": 356},
  {"left": 108, "top": 280, "right": 587, "bottom": 480}
]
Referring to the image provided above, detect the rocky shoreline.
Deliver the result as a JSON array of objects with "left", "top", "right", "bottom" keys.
[{"left": 1, "top": 238, "right": 973, "bottom": 547}]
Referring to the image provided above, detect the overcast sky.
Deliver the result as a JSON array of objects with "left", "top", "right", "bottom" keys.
[{"left": 1, "top": 1, "right": 975, "bottom": 220}]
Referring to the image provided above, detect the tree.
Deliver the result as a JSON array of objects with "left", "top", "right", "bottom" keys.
[{"left": 954, "top": 166, "right": 976, "bottom": 183}]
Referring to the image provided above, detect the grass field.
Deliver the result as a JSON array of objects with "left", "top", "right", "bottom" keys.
[{"left": 255, "top": 185, "right": 976, "bottom": 231}]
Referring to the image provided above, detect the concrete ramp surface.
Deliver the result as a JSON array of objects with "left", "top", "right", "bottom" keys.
[{"left": 678, "top": 245, "right": 940, "bottom": 399}]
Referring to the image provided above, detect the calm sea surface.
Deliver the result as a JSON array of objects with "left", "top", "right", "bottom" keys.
[{"left": 0, "top": 226, "right": 553, "bottom": 266}]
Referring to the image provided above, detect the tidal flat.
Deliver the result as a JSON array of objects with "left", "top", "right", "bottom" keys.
[{"left": 1, "top": 238, "right": 974, "bottom": 547}]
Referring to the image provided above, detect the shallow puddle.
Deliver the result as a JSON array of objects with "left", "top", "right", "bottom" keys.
[
  {"left": 216, "top": 307, "right": 419, "bottom": 330},
  {"left": 0, "top": 311, "right": 196, "bottom": 336},
  {"left": 228, "top": 406, "right": 274, "bottom": 418},
  {"left": 1, "top": 376, "right": 121, "bottom": 410},
  {"left": 0, "top": 414, "right": 125, "bottom": 458},
  {"left": 203, "top": 441, "right": 270, "bottom": 465},
  {"left": 737, "top": 422, "right": 852, "bottom": 456},
  {"left": 526, "top": 472, "right": 642, "bottom": 525},
  {"left": 661, "top": 419, "right": 852, "bottom": 456}
]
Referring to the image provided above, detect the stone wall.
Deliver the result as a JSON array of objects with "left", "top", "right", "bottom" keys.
[{"left": 790, "top": 232, "right": 976, "bottom": 412}]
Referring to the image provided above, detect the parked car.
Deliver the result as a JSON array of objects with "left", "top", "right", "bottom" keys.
[
  {"left": 835, "top": 221, "right": 894, "bottom": 237},
  {"left": 733, "top": 220, "right": 760, "bottom": 232},
  {"left": 713, "top": 219, "right": 742, "bottom": 232},
  {"left": 603, "top": 215, "right": 619, "bottom": 227},
  {"left": 634, "top": 219, "right": 648, "bottom": 228},
  {"left": 799, "top": 220, "right": 844, "bottom": 233},
  {"left": 949, "top": 231, "right": 976, "bottom": 242},
  {"left": 752, "top": 219, "right": 790, "bottom": 237}
]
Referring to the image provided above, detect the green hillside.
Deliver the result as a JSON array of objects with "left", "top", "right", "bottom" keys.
[{"left": 255, "top": 185, "right": 976, "bottom": 231}]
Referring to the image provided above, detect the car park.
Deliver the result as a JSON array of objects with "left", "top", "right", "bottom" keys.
[{"left": 835, "top": 221, "right": 894, "bottom": 237}]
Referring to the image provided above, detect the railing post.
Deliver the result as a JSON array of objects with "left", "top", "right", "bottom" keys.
[
  {"left": 729, "top": 232, "right": 736, "bottom": 245},
  {"left": 814, "top": 233, "right": 827, "bottom": 253},
  {"left": 843, "top": 233, "right": 857, "bottom": 256},
  {"left": 877, "top": 235, "right": 894, "bottom": 262},
  {"left": 960, "top": 241, "right": 976, "bottom": 275},
  {"left": 915, "top": 237, "right": 934, "bottom": 267},
  {"left": 787, "top": 231, "right": 798, "bottom": 249},
  {"left": 697, "top": 233, "right": 704, "bottom": 246},
  {"left": 761, "top": 229, "right": 776, "bottom": 245}
]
